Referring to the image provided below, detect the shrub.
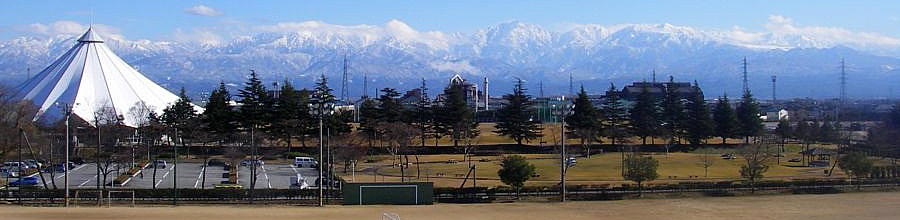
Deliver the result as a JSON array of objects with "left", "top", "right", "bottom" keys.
[{"left": 283, "top": 152, "right": 310, "bottom": 159}]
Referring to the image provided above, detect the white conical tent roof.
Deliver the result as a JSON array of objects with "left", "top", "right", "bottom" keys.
[{"left": 13, "top": 28, "right": 188, "bottom": 127}]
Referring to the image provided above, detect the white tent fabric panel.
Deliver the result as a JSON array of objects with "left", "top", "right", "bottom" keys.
[{"left": 12, "top": 27, "right": 197, "bottom": 127}]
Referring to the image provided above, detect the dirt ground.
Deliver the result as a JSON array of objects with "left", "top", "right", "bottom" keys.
[{"left": 1, "top": 192, "right": 898, "bottom": 220}]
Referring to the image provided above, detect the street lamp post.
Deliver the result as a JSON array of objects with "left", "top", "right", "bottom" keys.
[
  {"left": 57, "top": 102, "right": 76, "bottom": 207},
  {"left": 310, "top": 101, "right": 333, "bottom": 207},
  {"left": 557, "top": 98, "right": 573, "bottom": 202}
]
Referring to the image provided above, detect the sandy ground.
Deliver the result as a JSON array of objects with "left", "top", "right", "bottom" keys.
[{"left": 1, "top": 192, "right": 898, "bottom": 220}]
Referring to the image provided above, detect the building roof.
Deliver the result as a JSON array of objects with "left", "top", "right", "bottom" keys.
[{"left": 13, "top": 28, "right": 198, "bottom": 127}]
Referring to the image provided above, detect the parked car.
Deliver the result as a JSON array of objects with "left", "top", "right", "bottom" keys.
[
  {"left": 240, "top": 159, "right": 265, "bottom": 167},
  {"left": 788, "top": 158, "right": 802, "bottom": 163},
  {"left": 207, "top": 159, "right": 227, "bottom": 167},
  {"left": 152, "top": 160, "right": 168, "bottom": 169},
  {"left": 565, "top": 157, "right": 577, "bottom": 167},
  {"left": 24, "top": 160, "right": 43, "bottom": 169},
  {"left": 293, "top": 157, "right": 318, "bottom": 168},
  {"left": 9, "top": 177, "right": 39, "bottom": 187},
  {"left": 1, "top": 168, "right": 21, "bottom": 178},
  {"left": 3, "top": 161, "right": 32, "bottom": 170}
]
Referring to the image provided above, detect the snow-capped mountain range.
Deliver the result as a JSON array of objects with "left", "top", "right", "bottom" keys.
[{"left": 2, "top": 20, "right": 899, "bottom": 99}]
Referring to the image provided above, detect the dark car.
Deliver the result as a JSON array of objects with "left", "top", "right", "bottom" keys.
[{"left": 10, "top": 177, "right": 39, "bottom": 187}]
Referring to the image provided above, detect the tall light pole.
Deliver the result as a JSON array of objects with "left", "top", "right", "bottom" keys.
[
  {"left": 310, "top": 101, "right": 333, "bottom": 207},
  {"left": 558, "top": 97, "right": 573, "bottom": 202},
  {"left": 58, "top": 103, "right": 76, "bottom": 207}
]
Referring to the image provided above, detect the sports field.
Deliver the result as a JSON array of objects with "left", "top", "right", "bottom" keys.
[
  {"left": 342, "top": 149, "right": 845, "bottom": 188},
  {"left": 1, "top": 192, "right": 897, "bottom": 220}
]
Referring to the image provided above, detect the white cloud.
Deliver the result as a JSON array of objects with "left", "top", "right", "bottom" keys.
[
  {"left": 430, "top": 60, "right": 479, "bottom": 73},
  {"left": 16, "top": 21, "right": 121, "bottom": 39},
  {"left": 171, "top": 28, "right": 223, "bottom": 46},
  {"left": 254, "top": 20, "right": 450, "bottom": 50},
  {"left": 721, "top": 15, "right": 900, "bottom": 51},
  {"left": 185, "top": 5, "right": 222, "bottom": 17}
]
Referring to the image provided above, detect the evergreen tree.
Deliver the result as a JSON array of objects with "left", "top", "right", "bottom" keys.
[
  {"left": 311, "top": 75, "right": 351, "bottom": 135},
  {"left": 661, "top": 77, "right": 686, "bottom": 144},
  {"left": 735, "top": 91, "right": 763, "bottom": 143},
  {"left": 295, "top": 89, "right": 315, "bottom": 148},
  {"left": 566, "top": 86, "right": 602, "bottom": 151},
  {"left": 237, "top": 70, "right": 273, "bottom": 130},
  {"left": 413, "top": 79, "right": 433, "bottom": 147},
  {"left": 201, "top": 82, "right": 236, "bottom": 144},
  {"left": 376, "top": 88, "right": 404, "bottom": 123},
  {"left": 602, "top": 83, "right": 631, "bottom": 176},
  {"left": 629, "top": 87, "right": 660, "bottom": 147},
  {"left": 601, "top": 83, "right": 630, "bottom": 147},
  {"left": 271, "top": 80, "right": 309, "bottom": 150},
  {"left": 712, "top": 95, "right": 738, "bottom": 145},
  {"left": 357, "top": 98, "right": 380, "bottom": 147},
  {"left": 684, "top": 83, "right": 713, "bottom": 146},
  {"left": 236, "top": 70, "right": 272, "bottom": 192},
  {"left": 162, "top": 87, "right": 199, "bottom": 135},
  {"left": 495, "top": 79, "right": 542, "bottom": 146},
  {"left": 435, "top": 82, "right": 477, "bottom": 147}
]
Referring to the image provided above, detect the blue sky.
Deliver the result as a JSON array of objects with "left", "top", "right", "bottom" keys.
[{"left": 1, "top": 0, "right": 899, "bottom": 40}]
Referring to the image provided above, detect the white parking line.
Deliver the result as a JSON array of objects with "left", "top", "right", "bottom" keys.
[
  {"left": 193, "top": 165, "right": 206, "bottom": 188},
  {"left": 154, "top": 165, "right": 176, "bottom": 188},
  {"left": 54, "top": 164, "right": 86, "bottom": 180},
  {"left": 261, "top": 165, "right": 272, "bottom": 189}
]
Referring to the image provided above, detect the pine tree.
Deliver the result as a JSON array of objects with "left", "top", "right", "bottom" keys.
[
  {"left": 601, "top": 83, "right": 630, "bottom": 147},
  {"left": 435, "top": 82, "right": 477, "bottom": 147},
  {"left": 684, "top": 83, "right": 712, "bottom": 147},
  {"left": 376, "top": 88, "right": 404, "bottom": 123},
  {"left": 661, "top": 77, "right": 686, "bottom": 144},
  {"left": 601, "top": 83, "right": 630, "bottom": 176},
  {"left": 201, "top": 82, "right": 236, "bottom": 144},
  {"left": 162, "top": 87, "right": 199, "bottom": 133},
  {"left": 566, "top": 86, "right": 602, "bottom": 152},
  {"left": 712, "top": 94, "right": 738, "bottom": 145},
  {"left": 629, "top": 87, "right": 659, "bottom": 147},
  {"left": 495, "top": 79, "right": 542, "bottom": 146},
  {"left": 735, "top": 90, "right": 763, "bottom": 143},
  {"left": 358, "top": 98, "right": 380, "bottom": 147},
  {"left": 413, "top": 79, "right": 432, "bottom": 147},
  {"left": 311, "top": 74, "right": 350, "bottom": 134},
  {"left": 271, "top": 80, "right": 308, "bottom": 150},
  {"left": 237, "top": 70, "right": 273, "bottom": 129}
]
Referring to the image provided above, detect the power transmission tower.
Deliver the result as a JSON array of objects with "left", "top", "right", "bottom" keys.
[
  {"left": 771, "top": 75, "right": 777, "bottom": 104},
  {"left": 840, "top": 58, "right": 847, "bottom": 106},
  {"left": 569, "top": 72, "right": 574, "bottom": 97},
  {"left": 742, "top": 57, "right": 749, "bottom": 93},
  {"left": 341, "top": 54, "right": 350, "bottom": 103}
]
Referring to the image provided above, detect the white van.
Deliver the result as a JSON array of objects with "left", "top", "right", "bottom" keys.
[{"left": 293, "top": 157, "right": 318, "bottom": 168}]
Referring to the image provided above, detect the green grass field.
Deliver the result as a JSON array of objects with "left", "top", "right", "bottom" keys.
[
  {"left": 327, "top": 123, "right": 853, "bottom": 188},
  {"left": 339, "top": 148, "right": 846, "bottom": 188}
]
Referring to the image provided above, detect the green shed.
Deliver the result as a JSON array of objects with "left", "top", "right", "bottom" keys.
[{"left": 342, "top": 182, "right": 433, "bottom": 205}]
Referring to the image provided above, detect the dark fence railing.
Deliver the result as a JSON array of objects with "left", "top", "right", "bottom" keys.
[{"left": 2, "top": 178, "right": 898, "bottom": 205}]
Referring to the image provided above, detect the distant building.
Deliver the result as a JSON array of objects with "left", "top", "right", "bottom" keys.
[
  {"left": 607, "top": 77, "right": 702, "bottom": 102},
  {"left": 437, "top": 74, "right": 490, "bottom": 111}
]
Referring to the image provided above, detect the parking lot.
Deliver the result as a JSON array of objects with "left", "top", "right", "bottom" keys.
[{"left": 20, "top": 162, "right": 319, "bottom": 189}]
